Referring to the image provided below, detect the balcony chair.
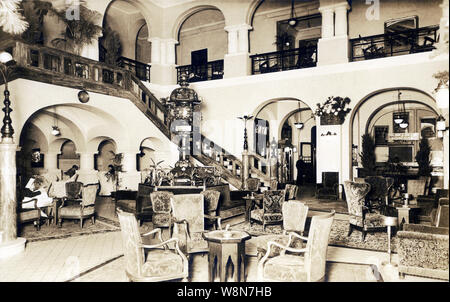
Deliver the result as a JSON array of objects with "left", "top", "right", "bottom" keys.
[
  {"left": 409, "top": 34, "right": 436, "bottom": 54},
  {"left": 284, "top": 184, "right": 299, "bottom": 200},
  {"left": 296, "top": 46, "right": 317, "bottom": 68},
  {"left": 171, "top": 194, "right": 221, "bottom": 257},
  {"left": 250, "top": 190, "right": 285, "bottom": 231},
  {"left": 361, "top": 39, "right": 385, "bottom": 60},
  {"left": 363, "top": 176, "right": 394, "bottom": 212},
  {"left": 344, "top": 181, "right": 386, "bottom": 241},
  {"left": 316, "top": 172, "right": 339, "bottom": 200},
  {"left": 58, "top": 184, "right": 98, "bottom": 228},
  {"left": 258, "top": 211, "right": 335, "bottom": 282},
  {"left": 150, "top": 191, "right": 173, "bottom": 231},
  {"left": 116, "top": 208, "right": 188, "bottom": 282},
  {"left": 251, "top": 201, "right": 309, "bottom": 260},
  {"left": 259, "top": 60, "right": 279, "bottom": 74},
  {"left": 200, "top": 190, "right": 222, "bottom": 230}
]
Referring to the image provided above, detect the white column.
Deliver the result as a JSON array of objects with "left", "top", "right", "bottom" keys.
[
  {"left": 121, "top": 152, "right": 137, "bottom": 172},
  {"left": 44, "top": 152, "right": 59, "bottom": 171},
  {"left": 237, "top": 24, "right": 252, "bottom": 53},
  {"left": 319, "top": 7, "right": 335, "bottom": 39},
  {"left": 78, "top": 152, "right": 95, "bottom": 172},
  {"left": 149, "top": 37, "right": 161, "bottom": 64},
  {"left": 117, "top": 152, "right": 140, "bottom": 191},
  {"left": 225, "top": 26, "right": 239, "bottom": 55},
  {"left": 160, "top": 40, "right": 167, "bottom": 65},
  {"left": 334, "top": 3, "right": 350, "bottom": 37},
  {"left": 166, "top": 39, "right": 178, "bottom": 65}
]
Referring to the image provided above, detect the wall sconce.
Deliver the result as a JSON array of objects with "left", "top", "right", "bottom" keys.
[
  {"left": 78, "top": 90, "right": 90, "bottom": 103},
  {"left": 51, "top": 126, "right": 61, "bottom": 136}
]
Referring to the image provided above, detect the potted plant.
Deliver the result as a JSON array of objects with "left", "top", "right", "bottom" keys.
[
  {"left": 314, "top": 96, "right": 352, "bottom": 125},
  {"left": 359, "top": 134, "right": 377, "bottom": 177},
  {"left": 105, "top": 152, "right": 123, "bottom": 190},
  {"left": 51, "top": 3, "right": 102, "bottom": 55},
  {"left": 415, "top": 137, "right": 433, "bottom": 177}
]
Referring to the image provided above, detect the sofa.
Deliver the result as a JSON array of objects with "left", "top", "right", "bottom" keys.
[{"left": 397, "top": 223, "right": 449, "bottom": 280}]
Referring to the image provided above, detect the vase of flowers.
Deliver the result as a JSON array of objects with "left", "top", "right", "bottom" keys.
[{"left": 314, "top": 96, "right": 351, "bottom": 125}]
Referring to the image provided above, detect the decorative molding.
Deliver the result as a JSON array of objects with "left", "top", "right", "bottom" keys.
[{"left": 180, "top": 21, "right": 226, "bottom": 37}]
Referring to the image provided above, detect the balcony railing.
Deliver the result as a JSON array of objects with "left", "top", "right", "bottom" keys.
[
  {"left": 117, "top": 56, "right": 151, "bottom": 82},
  {"left": 350, "top": 25, "right": 439, "bottom": 62},
  {"left": 176, "top": 60, "right": 224, "bottom": 84},
  {"left": 250, "top": 46, "right": 317, "bottom": 75}
]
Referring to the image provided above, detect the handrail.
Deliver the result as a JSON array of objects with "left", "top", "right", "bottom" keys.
[
  {"left": 176, "top": 59, "right": 224, "bottom": 84},
  {"left": 117, "top": 56, "right": 151, "bottom": 82},
  {"left": 350, "top": 25, "right": 439, "bottom": 61}
]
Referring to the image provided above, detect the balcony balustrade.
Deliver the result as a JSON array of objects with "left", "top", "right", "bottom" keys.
[
  {"left": 117, "top": 56, "right": 151, "bottom": 82},
  {"left": 250, "top": 45, "right": 317, "bottom": 75},
  {"left": 350, "top": 25, "right": 439, "bottom": 62},
  {"left": 176, "top": 60, "right": 224, "bottom": 84}
]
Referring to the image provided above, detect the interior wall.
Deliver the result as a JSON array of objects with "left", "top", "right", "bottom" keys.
[
  {"left": 96, "top": 140, "right": 116, "bottom": 171},
  {"left": 348, "top": 0, "right": 442, "bottom": 39}
]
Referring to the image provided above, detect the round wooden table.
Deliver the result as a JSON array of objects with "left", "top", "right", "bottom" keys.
[{"left": 203, "top": 230, "right": 251, "bottom": 282}]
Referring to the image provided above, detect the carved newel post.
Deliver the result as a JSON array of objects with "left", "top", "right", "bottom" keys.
[
  {"left": 238, "top": 115, "right": 254, "bottom": 190},
  {"left": 0, "top": 51, "right": 26, "bottom": 258}
]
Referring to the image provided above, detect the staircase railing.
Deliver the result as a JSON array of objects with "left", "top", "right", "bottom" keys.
[
  {"left": 117, "top": 56, "right": 151, "bottom": 82},
  {"left": 248, "top": 152, "right": 271, "bottom": 180}
]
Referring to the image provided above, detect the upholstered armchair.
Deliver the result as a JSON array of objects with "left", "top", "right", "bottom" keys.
[
  {"left": 364, "top": 176, "right": 394, "bottom": 211},
  {"left": 150, "top": 191, "right": 173, "bottom": 230},
  {"left": 397, "top": 224, "right": 448, "bottom": 280},
  {"left": 250, "top": 190, "right": 285, "bottom": 231},
  {"left": 18, "top": 199, "right": 42, "bottom": 230},
  {"left": 116, "top": 209, "right": 188, "bottom": 282},
  {"left": 258, "top": 211, "right": 335, "bottom": 282},
  {"left": 171, "top": 194, "right": 221, "bottom": 256},
  {"left": 252, "top": 201, "right": 309, "bottom": 260},
  {"left": 344, "top": 181, "right": 386, "bottom": 241},
  {"left": 316, "top": 172, "right": 339, "bottom": 200},
  {"left": 65, "top": 181, "right": 83, "bottom": 203},
  {"left": 201, "top": 190, "right": 222, "bottom": 230},
  {"left": 284, "top": 184, "right": 299, "bottom": 200},
  {"left": 246, "top": 177, "right": 261, "bottom": 193},
  {"left": 58, "top": 184, "right": 98, "bottom": 228}
]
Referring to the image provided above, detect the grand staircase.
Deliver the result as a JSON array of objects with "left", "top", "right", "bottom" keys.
[{"left": 1, "top": 39, "right": 270, "bottom": 188}]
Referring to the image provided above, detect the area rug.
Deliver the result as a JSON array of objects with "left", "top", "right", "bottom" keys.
[
  {"left": 233, "top": 218, "right": 397, "bottom": 253},
  {"left": 18, "top": 217, "right": 120, "bottom": 243}
]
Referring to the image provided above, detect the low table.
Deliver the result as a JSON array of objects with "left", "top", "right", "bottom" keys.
[{"left": 203, "top": 230, "right": 251, "bottom": 282}]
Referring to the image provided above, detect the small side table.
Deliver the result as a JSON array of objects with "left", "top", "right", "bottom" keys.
[
  {"left": 243, "top": 194, "right": 263, "bottom": 222},
  {"left": 203, "top": 230, "right": 251, "bottom": 282},
  {"left": 381, "top": 216, "right": 398, "bottom": 268}
]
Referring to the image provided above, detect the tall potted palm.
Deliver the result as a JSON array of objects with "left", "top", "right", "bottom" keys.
[{"left": 359, "top": 134, "right": 377, "bottom": 177}]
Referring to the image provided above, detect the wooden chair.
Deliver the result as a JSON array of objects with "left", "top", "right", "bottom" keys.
[
  {"left": 116, "top": 208, "right": 188, "bottom": 282},
  {"left": 344, "top": 181, "right": 386, "bottom": 241},
  {"left": 250, "top": 190, "right": 285, "bottom": 231},
  {"left": 258, "top": 211, "right": 335, "bottom": 282},
  {"left": 171, "top": 194, "right": 221, "bottom": 256},
  {"left": 58, "top": 184, "right": 98, "bottom": 228},
  {"left": 18, "top": 199, "right": 42, "bottom": 231},
  {"left": 201, "top": 190, "right": 222, "bottom": 230}
]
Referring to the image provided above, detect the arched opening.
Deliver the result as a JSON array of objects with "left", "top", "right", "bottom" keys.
[
  {"left": 95, "top": 139, "right": 117, "bottom": 171},
  {"left": 58, "top": 140, "right": 80, "bottom": 179},
  {"left": 253, "top": 98, "right": 316, "bottom": 188},
  {"left": 100, "top": 0, "right": 151, "bottom": 81},
  {"left": 350, "top": 88, "right": 444, "bottom": 191},
  {"left": 176, "top": 7, "right": 226, "bottom": 82}
]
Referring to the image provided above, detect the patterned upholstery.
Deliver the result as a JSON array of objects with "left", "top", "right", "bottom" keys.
[
  {"left": 316, "top": 172, "right": 339, "bottom": 200},
  {"left": 282, "top": 201, "right": 309, "bottom": 234},
  {"left": 150, "top": 191, "right": 173, "bottom": 228},
  {"left": 344, "top": 181, "right": 386, "bottom": 241},
  {"left": 246, "top": 178, "right": 261, "bottom": 192},
  {"left": 398, "top": 224, "right": 449, "bottom": 280},
  {"left": 285, "top": 184, "right": 299, "bottom": 200},
  {"left": 58, "top": 184, "right": 98, "bottom": 228},
  {"left": 116, "top": 209, "right": 188, "bottom": 282},
  {"left": 201, "top": 190, "right": 221, "bottom": 228},
  {"left": 364, "top": 176, "right": 394, "bottom": 210},
  {"left": 171, "top": 194, "right": 209, "bottom": 255},
  {"left": 251, "top": 190, "right": 285, "bottom": 230},
  {"left": 259, "top": 211, "right": 335, "bottom": 282}
]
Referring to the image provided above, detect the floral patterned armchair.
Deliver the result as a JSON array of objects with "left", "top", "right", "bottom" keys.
[
  {"left": 250, "top": 190, "right": 285, "bottom": 231},
  {"left": 150, "top": 191, "right": 173, "bottom": 229},
  {"left": 116, "top": 208, "right": 188, "bottom": 282},
  {"left": 58, "top": 183, "right": 98, "bottom": 228},
  {"left": 258, "top": 211, "right": 335, "bottom": 282},
  {"left": 285, "top": 184, "right": 299, "bottom": 200},
  {"left": 344, "top": 181, "right": 386, "bottom": 241},
  {"left": 171, "top": 194, "right": 221, "bottom": 256}
]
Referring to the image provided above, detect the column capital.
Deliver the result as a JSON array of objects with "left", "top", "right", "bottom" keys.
[
  {"left": 161, "top": 38, "right": 179, "bottom": 45},
  {"left": 148, "top": 37, "right": 162, "bottom": 43},
  {"left": 318, "top": 5, "right": 335, "bottom": 13},
  {"left": 224, "top": 23, "right": 252, "bottom": 33}
]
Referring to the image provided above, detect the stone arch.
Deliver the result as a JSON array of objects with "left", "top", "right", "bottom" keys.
[
  {"left": 246, "top": 0, "right": 265, "bottom": 26},
  {"left": 348, "top": 87, "right": 439, "bottom": 179}
]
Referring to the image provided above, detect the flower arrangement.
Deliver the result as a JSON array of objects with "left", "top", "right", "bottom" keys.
[{"left": 314, "top": 96, "right": 351, "bottom": 125}]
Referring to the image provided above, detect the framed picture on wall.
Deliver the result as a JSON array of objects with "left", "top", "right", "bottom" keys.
[
  {"left": 420, "top": 118, "right": 436, "bottom": 138},
  {"left": 31, "top": 149, "right": 44, "bottom": 168}
]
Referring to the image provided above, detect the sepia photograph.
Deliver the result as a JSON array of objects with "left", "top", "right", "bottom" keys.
[{"left": 0, "top": 0, "right": 448, "bottom": 291}]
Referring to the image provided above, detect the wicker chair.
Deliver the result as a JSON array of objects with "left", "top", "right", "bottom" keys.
[
  {"left": 258, "top": 211, "right": 335, "bottom": 282},
  {"left": 58, "top": 184, "right": 98, "bottom": 228},
  {"left": 344, "top": 181, "right": 386, "bottom": 241},
  {"left": 116, "top": 209, "right": 188, "bottom": 282},
  {"left": 250, "top": 190, "right": 285, "bottom": 231}
]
